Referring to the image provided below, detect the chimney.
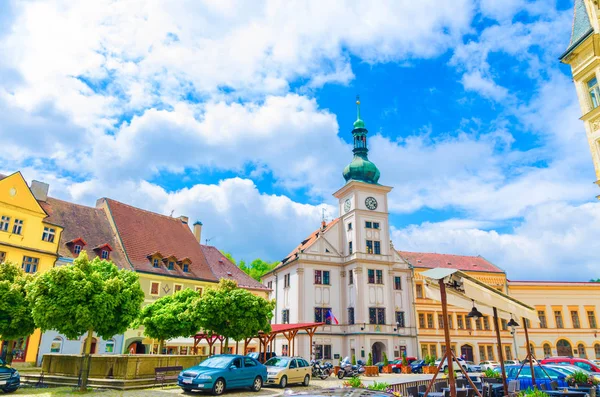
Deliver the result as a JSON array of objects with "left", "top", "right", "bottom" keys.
[
  {"left": 321, "top": 220, "right": 327, "bottom": 230},
  {"left": 193, "top": 221, "right": 202, "bottom": 244},
  {"left": 178, "top": 215, "right": 189, "bottom": 224},
  {"left": 31, "top": 180, "right": 49, "bottom": 202}
]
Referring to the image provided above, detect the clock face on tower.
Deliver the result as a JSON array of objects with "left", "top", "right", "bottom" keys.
[
  {"left": 365, "top": 196, "right": 378, "bottom": 210},
  {"left": 344, "top": 199, "right": 351, "bottom": 213}
]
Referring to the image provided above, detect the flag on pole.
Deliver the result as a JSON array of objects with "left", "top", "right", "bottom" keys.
[{"left": 326, "top": 309, "right": 339, "bottom": 325}]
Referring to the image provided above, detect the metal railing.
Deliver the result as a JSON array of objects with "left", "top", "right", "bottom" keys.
[{"left": 388, "top": 378, "right": 448, "bottom": 396}]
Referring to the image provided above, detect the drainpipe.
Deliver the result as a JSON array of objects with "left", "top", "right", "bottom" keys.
[
  {"left": 409, "top": 266, "right": 420, "bottom": 357},
  {"left": 274, "top": 274, "right": 279, "bottom": 324}
]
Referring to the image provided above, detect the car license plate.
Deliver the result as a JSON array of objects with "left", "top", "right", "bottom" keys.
[
  {"left": 197, "top": 384, "right": 204, "bottom": 388},
  {"left": 182, "top": 379, "right": 192, "bottom": 384},
  {"left": 0, "top": 381, "right": 6, "bottom": 385}
]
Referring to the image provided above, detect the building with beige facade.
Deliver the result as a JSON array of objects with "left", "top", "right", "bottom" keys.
[{"left": 508, "top": 281, "right": 600, "bottom": 361}]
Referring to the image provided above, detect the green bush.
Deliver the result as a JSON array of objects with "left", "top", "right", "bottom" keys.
[
  {"left": 383, "top": 352, "right": 389, "bottom": 366},
  {"left": 368, "top": 381, "right": 390, "bottom": 391},
  {"left": 484, "top": 368, "right": 501, "bottom": 378},
  {"left": 518, "top": 387, "right": 550, "bottom": 397},
  {"left": 346, "top": 376, "right": 363, "bottom": 388},
  {"left": 367, "top": 352, "right": 373, "bottom": 366},
  {"left": 352, "top": 355, "right": 357, "bottom": 365}
]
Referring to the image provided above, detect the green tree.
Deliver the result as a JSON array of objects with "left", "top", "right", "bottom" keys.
[
  {"left": 136, "top": 288, "right": 201, "bottom": 353},
  {"left": 221, "top": 252, "right": 278, "bottom": 281},
  {"left": 367, "top": 352, "right": 373, "bottom": 366},
  {"left": 590, "top": 278, "right": 600, "bottom": 282},
  {"left": 0, "top": 262, "right": 35, "bottom": 364},
  {"left": 193, "top": 279, "right": 275, "bottom": 350},
  {"left": 27, "top": 252, "right": 144, "bottom": 391}
]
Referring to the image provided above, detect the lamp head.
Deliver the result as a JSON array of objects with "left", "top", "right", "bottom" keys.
[
  {"left": 507, "top": 318, "right": 519, "bottom": 328},
  {"left": 466, "top": 300, "right": 483, "bottom": 320}
]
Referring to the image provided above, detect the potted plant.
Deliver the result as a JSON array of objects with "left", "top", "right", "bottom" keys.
[
  {"left": 566, "top": 371, "right": 599, "bottom": 388},
  {"left": 426, "top": 356, "right": 438, "bottom": 374},
  {"left": 365, "top": 353, "right": 379, "bottom": 376},
  {"left": 401, "top": 353, "right": 412, "bottom": 374},
  {"left": 382, "top": 352, "right": 392, "bottom": 373},
  {"left": 518, "top": 387, "right": 550, "bottom": 397},
  {"left": 482, "top": 368, "right": 502, "bottom": 383}
]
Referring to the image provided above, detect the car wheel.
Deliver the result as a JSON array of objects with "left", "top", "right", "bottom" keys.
[
  {"left": 279, "top": 375, "right": 288, "bottom": 388},
  {"left": 303, "top": 375, "right": 310, "bottom": 386},
  {"left": 212, "top": 378, "right": 226, "bottom": 396},
  {"left": 252, "top": 376, "right": 263, "bottom": 392},
  {"left": 182, "top": 388, "right": 193, "bottom": 393}
]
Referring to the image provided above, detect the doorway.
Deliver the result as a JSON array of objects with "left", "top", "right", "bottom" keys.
[
  {"left": 128, "top": 341, "right": 146, "bottom": 354},
  {"left": 461, "top": 344, "right": 474, "bottom": 362},
  {"left": 372, "top": 342, "right": 386, "bottom": 364},
  {"left": 557, "top": 339, "right": 572, "bottom": 357}
]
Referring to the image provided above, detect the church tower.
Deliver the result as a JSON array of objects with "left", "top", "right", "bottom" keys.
[
  {"left": 561, "top": 0, "right": 600, "bottom": 197},
  {"left": 334, "top": 98, "right": 392, "bottom": 259}
]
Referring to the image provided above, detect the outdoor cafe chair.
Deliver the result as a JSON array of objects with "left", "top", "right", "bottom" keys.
[
  {"left": 457, "top": 389, "right": 468, "bottom": 397},
  {"left": 550, "top": 381, "right": 559, "bottom": 391},
  {"left": 457, "top": 379, "right": 467, "bottom": 388},
  {"left": 419, "top": 385, "right": 427, "bottom": 393},
  {"left": 508, "top": 380, "right": 519, "bottom": 397},
  {"left": 407, "top": 386, "right": 418, "bottom": 397},
  {"left": 540, "top": 383, "right": 548, "bottom": 391}
]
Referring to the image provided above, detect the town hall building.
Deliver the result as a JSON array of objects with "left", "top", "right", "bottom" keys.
[{"left": 262, "top": 100, "right": 418, "bottom": 363}]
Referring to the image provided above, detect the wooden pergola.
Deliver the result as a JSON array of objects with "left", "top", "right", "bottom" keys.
[
  {"left": 192, "top": 323, "right": 323, "bottom": 360},
  {"left": 420, "top": 268, "right": 538, "bottom": 397}
]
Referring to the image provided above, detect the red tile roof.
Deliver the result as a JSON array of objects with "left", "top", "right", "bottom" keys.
[
  {"left": 398, "top": 251, "right": 504, "bottom": 273},
  {"left": 200, "top": 245, "right": 268, "bottom": 290},
  {"left": 274, "top": 218, "right": 340, "bottom": 270},
  {"left": 39, "top": 197, "right": 129, "bottom": 269},
  {"left": 104, "top": 198, "right": 217, "bottom": 281}
]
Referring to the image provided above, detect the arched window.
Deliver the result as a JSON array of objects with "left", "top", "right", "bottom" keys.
[
  {"left": 594, "top": 344, "right": 600, "bottom": 359},
  {"left": 50, "top": 337, "right": 63, "bottom": 353},
  {"left": 529, "top": 343, "right": 535, "bottom": 356},
  {"left": 543, "top": 343, "right": 552, "bottom": 357},
  {"left": 578, "top": 343, "right": 587, "bottom": 358},
  {"left": 557, "top": 339, "right": 572, "bottom": 357}
]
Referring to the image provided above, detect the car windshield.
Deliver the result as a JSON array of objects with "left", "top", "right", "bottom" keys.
[
  {"left": 199, "top": 356, "right": 233, "bottom": 369},
  {"left": 265, "top": 357, "right": 290, "bottom": 368}
]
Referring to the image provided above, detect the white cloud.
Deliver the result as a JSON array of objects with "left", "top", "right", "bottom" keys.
[{"left": 392, "top": 201, "right": 600, "bottom": 281}]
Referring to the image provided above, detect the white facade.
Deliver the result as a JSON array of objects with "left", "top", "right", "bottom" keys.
[{"left": 263, "top": 180, "right": 418, "bottom": 364}]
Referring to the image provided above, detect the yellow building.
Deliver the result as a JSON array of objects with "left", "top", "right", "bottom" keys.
[
  {"left": 400, "top": 251, "right": 515, "bottom": 363},
  {"left": 508, "top": 281, "right": 600, "bottom": 361},
  {"left": 0, "top": 172, "right": 63, "bottom": 363},
  {"left": 561, "top": 0, "right": 600, "bottom": 194}
]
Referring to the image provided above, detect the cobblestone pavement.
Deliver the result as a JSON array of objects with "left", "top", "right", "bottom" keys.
[{"left": 15, "top": 374, "right": 433, "bottom": 396}]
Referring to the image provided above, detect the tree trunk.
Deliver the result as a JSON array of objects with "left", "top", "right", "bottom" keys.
[
  {"left": 80, "top": 328, "right": 94, "bottom": 392},
  {"left": 223, "top": 338, "right": 229, "bottom": 352},
  {"left": 4, "top": 341, "right": 14, "bottom": 365},
  {"left": 158, "top": 339, "right": 164, "bottom": 354}
]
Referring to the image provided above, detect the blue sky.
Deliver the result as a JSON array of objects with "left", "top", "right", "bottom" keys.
[{"left": 1, "top": 0, "right": 599, "bottom": 280}]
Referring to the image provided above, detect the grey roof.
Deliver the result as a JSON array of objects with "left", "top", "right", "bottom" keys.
[{"left": 561, "top": 0, "right": 594, "bottom": 60}]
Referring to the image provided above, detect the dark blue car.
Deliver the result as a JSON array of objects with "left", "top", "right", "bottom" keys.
[
  {"left": 178, "top": 354, "right": 267, "bottom": 395},
  {"left": 0, "top": 359, "right": 19, "bottom": 393}
]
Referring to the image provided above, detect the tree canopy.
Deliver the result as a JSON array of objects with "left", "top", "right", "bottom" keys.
[
  {"left": 27, "top": 251, "right": 144, "bottom": 341},
  {"left": 591, "top": 278, "right": 600, "bottom": 282},
  {"left": 137, "top": 288, "right": 201, "bottom": 349},
  {"left": 0, "top": 262, "right": 35, "bottom": 363},
  {"left": 222, "top": 252, "right": 278, "bottom": 281},
  {"left": 193, "top": 279, "right": 275, "bottom": 348}
]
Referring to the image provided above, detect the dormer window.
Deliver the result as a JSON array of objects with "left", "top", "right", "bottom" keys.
[
  {"left": 147, "top": 252, "right": 164, "bottom": 268},
  {"left": 183, "top": 264, "right": 189, "bottom": 273},
  {"left": 67, "top": 238, "right": 87, "bottom": 256},
  {"left": 93, "top": 243, "right": 112, "bottom": 260},
  {"left": 168, "top": 261, "right": 175, "bottom": 270},
  {"left": 153, "top": 258, "right": 159, "bottom": 268},
  {"left": 178, "top": 258, "right": 192, "bottom": 273}
]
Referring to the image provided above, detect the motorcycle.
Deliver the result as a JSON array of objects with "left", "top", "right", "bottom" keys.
[
  {"left": 337, "top": 357, "right": 365, "bottom": 379},
  {"left": 311, "top": 360, "right": 330, "bottom": 380}
]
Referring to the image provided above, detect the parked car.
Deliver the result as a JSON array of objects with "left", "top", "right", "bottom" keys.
[
  {"left": 495, "top": 365, "right": 567, "bottom": 381},
  {"left": 435, "top": 357, "right": 468, "bottom": 372},
  {"left": 541, "top": 357, "right": 600, "bottom": 373},
  {"left": 247, "top": 352, "right": 277, "bottom": 364},
  {"left": 389, "top": 359, "right": 405, "bottom": 372},
  {"left": 264, "top": 356, "right": 311, "bottom": 388},
  {"left": 0, "top": 359, "right": 19, "bottom": 393},
  {"left": 465, "top": 361, "right": 481, "bottom": 372},
  {"left": 178, "top": 354, "right": 267, "bottom": 395},
  {"left": 504, "top": 360, "right": 520, "bottom": 366},
  {"left": 410, "top": 359, "right": 426, "bottom": 374},
  {"left": 544, "top": 364, "right": 600, "bottom": 382},
  {"left": 480, "top": 361, "right": 500, "bottom": 371}
]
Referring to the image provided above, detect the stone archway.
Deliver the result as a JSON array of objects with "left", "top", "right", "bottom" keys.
[
  {"left": 372, "top": 342, "right": 386, "bottom": 364},
  {"left": 127, "top": 341, "right": 146, "bottom": 354},
  {"left": 461, "top": 344, "right": 474, "bottom": 362},
  {"left": 557, "top": 339, "right": 572, "bottom": 357}
]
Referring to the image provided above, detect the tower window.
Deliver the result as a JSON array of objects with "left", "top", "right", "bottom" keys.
[
  {"left": 588, "top": 77, "right": 600, "bottom": 109},
  {"left": 42, "top": 227, "right": 56, "bottom": 242},
  {"left": 0, "top": 216, "right": 9, "bottom": 232},
  {"left": 348, "top": 241, "right": 353, "bottom": 255},
  {"left": 365, "top": 221, "right": 372, "bottom": 228},
  {"left": 12, "top": 219, "right": 23, "bottom": 235},
  {"left": 373, "top": 222, "right": 380, "bottom": 229},
  {"left": 374, "top": 241, "right": 381, "bottom": 255}
]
